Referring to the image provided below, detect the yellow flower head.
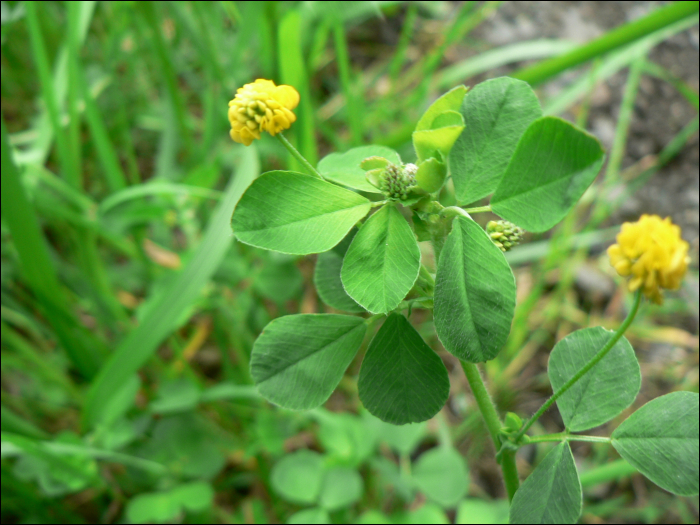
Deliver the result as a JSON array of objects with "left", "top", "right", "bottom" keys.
[
  {"left": 607, "top": 214, "right": 690, "bottom": 304},
  {"left": 227, "top": 79, "right": 300, "bottom": 146}
]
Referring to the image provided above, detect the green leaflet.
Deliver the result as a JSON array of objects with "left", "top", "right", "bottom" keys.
[
  {"left": 449, "top": 77, "right": 542, "bottom": 205},
  {"left": 413, "top": 85, "right": 468, "bottom": 163},
  {"left": 314, "top": 229, "right": 365, "bottom": 313},
  {"left": 231, "top": 170, "right": 371, "bottom": 254},
  {"left": 433, "top": 216, "right": 516, "bottom": 363},
  {"left": 318, "top": 467, "right": 364, "bottom": 511},
  {"left": 413, "top": 446, "right": 469, "bottom": 508},
  {"left": 612, "top": 391, "right": 699, "bottom": 496},
  {"left": 271, "top": 450, "right": 324, "bottom": 505},
  {"left": 341, "top": 204, "right": 421, "bottom": 314},
  {"left": 491, "top": 116, "right": 605, "bottom": 232},
  {"left": 358, "top": 314, "right": 449, "bottom": 425},
  {"left": 510, "top": 442, "right": 582, "bottom": 524},
  {"left": 250, "top": 315, "right": 366, "bottom": 410},
  {"left": 548, "top": 327, "right": 640, "bottom": 432},
  {"left": 317, "top": 145, "right": 401, "bottom": 193}
]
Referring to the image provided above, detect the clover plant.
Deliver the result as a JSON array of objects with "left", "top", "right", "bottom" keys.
[{"left": 229, "top": 77, "right": 699, "bottom": 523}]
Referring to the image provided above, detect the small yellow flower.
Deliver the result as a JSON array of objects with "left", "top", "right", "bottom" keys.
[
  {"left": 227, "top": 79, "right": 300, "bottom": 146},
  {"left": 608, "top": 214, "right": 690, "bottom": 304}
]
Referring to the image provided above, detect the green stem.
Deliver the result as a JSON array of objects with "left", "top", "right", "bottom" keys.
[
  {"left": 515, "top": 289, "right": 643, "bottom": 440},
  {"left": 462, "top": 205, "right": 492, "bottom": 214},
  {"left": 461, "top": 362, "right": 520, "bottom": 501},
  {"left": 419, "top": 264, "right": 435, "bottom": 288},
  {"left": 276, "top": 133, "right": 324, "bottom": 179},
  {"left": 440, "top": 206, "right": 471, "bottom": 219},
  {"left": 525, "top": 433, "right": 611, "bottom": 445}
]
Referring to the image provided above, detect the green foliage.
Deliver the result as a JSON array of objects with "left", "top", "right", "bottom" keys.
[
  {"left": 434, "top": 216, "right": 516, "bottom": 363},
  {"left": 612, "top": 392, "right": 699, "bottom": 496},
  {"left": 314, "top": 229, "right": 365, "bottom": 313},
  {"left": 231, "top": 171, "right": 371, "bottom": 254},
  {"left": 491, "top": 116, "right": 605, "bottom": 232},
  {"left": 250, "top": 315, "right": 366, "bottom": 410},
  {"left": 358, "top": 314, "right": 449, "bottom": 424},
  {"left": 509, "top": 442, "right": 582, "bottom": 524},
  {"left": 449, "top": 77, "right": 542, "bottom": 205},
  {"left": 125, "top": 482, "right": 214, "bottom": 524},
  {"left": 341, "top": 205, "right": 421, "bottom": 313},
  {"left": 548, "top": 327, "right": 641, "bottom": 431},
  {"left": 271, "top": 450, "right": 325, "bottom": 505},
  {"left": 413, "top": 446, "right": 470, "bottom": 508},
  {"left": 2, "top": 2, "right": 698, "bottom": 523}
]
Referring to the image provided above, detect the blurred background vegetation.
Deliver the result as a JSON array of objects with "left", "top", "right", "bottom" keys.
[{"left": 1, "top": 1, "right": 698, "bottom": 523}]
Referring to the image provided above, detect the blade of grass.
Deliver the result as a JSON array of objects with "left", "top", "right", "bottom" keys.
[
  {"left": 278, "top": 9, "right": 317, "bottom": 166},
  {"left": 99, "top": 182, "right": 223, "bottom": 215},
  {"left": 24, "top": 1, "right": 79, "bottom": 187},
  {"left": 333, "top": 19, "right": 363, "bottom": 145},
  {"left": 640, "top": 59, "right": 700, "bottom": 111},
  {"left": 389, "top": 3, "right": 419, "bottom": 80},
  {"left": 513, "top": 1, "right": 699, "bottom": 86},
  {"left": 1, "top": 116, "right": 103, "bottom": 377},
  {"left": 140, "top": 2, "right": 193, "bottom": 155},
  {"left": 13, "top": 2, "right": 96, "bottom": 168},
  {"left": 82, "top": 148, "right": 259, "bottom": 428},
  {"left": 0, "top": 406, "right": 48, "bottom": 440},
  {"left": 436, "top": 39, "right": 578, "bottom": 88},
  {"left": 543, "top": 14, "right": 699, "bottom": 115}
]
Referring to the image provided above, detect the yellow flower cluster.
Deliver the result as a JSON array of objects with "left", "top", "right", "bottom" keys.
[
  {"left": 608, "top": 214, "right": 690, "bottom": 304},
  {"left": 228, "top": 79, "right": 299, "bottom": 146}
]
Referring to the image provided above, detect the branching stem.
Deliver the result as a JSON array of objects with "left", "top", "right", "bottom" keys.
[{"left": 514, "top": 290, "right": 643, "bottom": 441}]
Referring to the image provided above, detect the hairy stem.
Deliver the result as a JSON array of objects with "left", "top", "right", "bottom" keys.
[
  {"left": 461, "top": 361, "right": 520, "bottom": 501},
  {"left": 525, "top": 433, "right": 611, "bottom": 445}
]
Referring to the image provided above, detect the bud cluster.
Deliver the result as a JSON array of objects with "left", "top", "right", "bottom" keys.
[
  {"left": 486, "top": 220, "right": 525, "bottom": 252},
  {"left": 380, "top": 164, "right": 417, "bottom": 200},
  {"left": 362, "top": 156, "right": 418, "bottom": 201}
]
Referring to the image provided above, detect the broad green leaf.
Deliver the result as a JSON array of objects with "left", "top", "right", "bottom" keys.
[
  {"left": 510, "top": 442, "right": 582, "bottom": 524},
  {"left": 358, "top": 314, "right": 449, "bottom": 425},
  {"left": 271, "top": 450, "right": 324, "bottom": 505},
  {"left": 413, "top": 447, "right": 469, "bottom": 508},
  {"left": 251, "top": 315, "right": 366, "bottom": 410},
  {"left": 232, "top": 171, "right": 371, "bottom": 254},
  {"left": 612, "top": 391, "right": 699, "bottom": 496},
  {"left": 491, "top": 117, "right": 605, "bottom": 232},
  {"left": 548, "top": 327, "right": 640, "bottom": 432},
  {"left": 341, "top": 205, "right": 421, "bottom": 314},
  {"left": 287, "top": 508, "right": 331, "bottom": 524},
  {"left": 433, "top": 216, "right": 516, "bottom": 363},
  {"left": 314, "top": 229, "right": 365, "bottom": 313},
  {"left": 449, "top": 77, "right": 541, "bottom": 205},
  {"left": 416, "top": 85, "right": 468, "bottom": 131},
  {"left": 456, "top": 499, "right": 508, "bottom": 524},
  {"left": 318, "top": 145, "right": 401, "bottom": 193},
  {"left": 318, "top": 467, "right": 364, "bottom": 510}
]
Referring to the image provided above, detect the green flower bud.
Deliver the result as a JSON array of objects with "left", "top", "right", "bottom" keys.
[{"left": 486, "top": 220, "right": 525, "bottom": 252}]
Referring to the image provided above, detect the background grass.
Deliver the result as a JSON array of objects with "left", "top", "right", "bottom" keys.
[{"left": 1, "top": 1, "right": 698, "bottom": 523}]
